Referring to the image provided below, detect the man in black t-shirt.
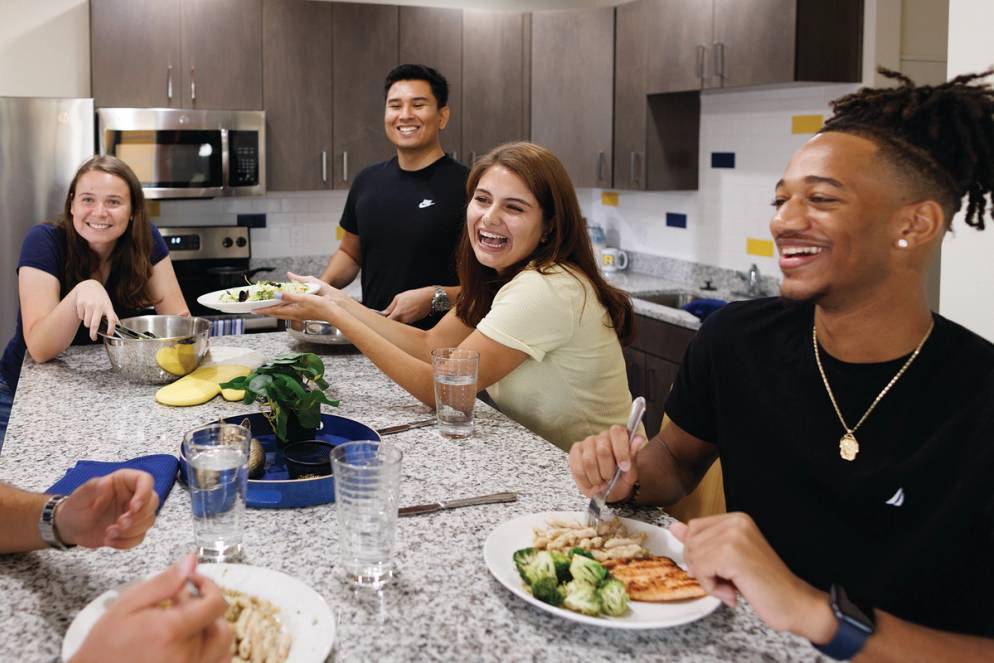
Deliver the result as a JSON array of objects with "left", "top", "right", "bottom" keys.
[
  {"left": 570, "top": 70, "right": 994, "bottom": 660},
  {"left": 319, "top": 64, "right": 467, "bottom": 330}
]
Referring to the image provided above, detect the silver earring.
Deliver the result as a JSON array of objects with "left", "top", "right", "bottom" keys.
[{"left": 896, "top": 238, "right": 909, "bottom": 248}]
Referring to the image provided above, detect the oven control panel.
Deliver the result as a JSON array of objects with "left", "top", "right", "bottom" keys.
[{"left": 159, "top": 226, "right": 251, "bottom": 261}]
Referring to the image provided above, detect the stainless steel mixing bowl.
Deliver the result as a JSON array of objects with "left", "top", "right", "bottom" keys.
[
  {"left": 287, "top": 319, "right": 353, "bottom": 346},
  {"left": 100, "top": 315, "right": 211, "bottom": 384}
]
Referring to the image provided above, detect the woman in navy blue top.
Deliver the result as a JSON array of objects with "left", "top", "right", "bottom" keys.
[{"left": 0, "top": 156, "right": 189, "bottom": 447}]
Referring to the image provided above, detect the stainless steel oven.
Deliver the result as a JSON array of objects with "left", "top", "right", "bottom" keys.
[
  {"left": 97, "top": 108, "right": 265, "bottom": 199},
  {"left": 160, "top": 225, "right": 279, "bottom": 333}
]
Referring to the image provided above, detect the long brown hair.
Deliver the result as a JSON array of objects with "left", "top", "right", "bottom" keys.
[
  {"left": 53, "top": 155, "right": 158, "bottom": 309},
  {"left": 454, "top": 142, "right": 633, "bottom": 344}
]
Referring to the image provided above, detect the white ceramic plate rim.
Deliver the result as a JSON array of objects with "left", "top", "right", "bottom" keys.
[
  {"left": 197, "top": 282, "right": 319, "bottom": 314},
  {"left": 483, "top": 511, "right": 721, "bottom": 629},
  {"left": 61, "top": 563, "right": 335, "bottom": 662}
]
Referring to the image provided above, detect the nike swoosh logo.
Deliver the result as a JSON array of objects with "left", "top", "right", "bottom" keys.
[{"left": 418, "top": 199, "right": 435, "bottom": 209}]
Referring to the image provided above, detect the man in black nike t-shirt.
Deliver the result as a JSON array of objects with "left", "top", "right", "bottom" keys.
[
  {"left": 319, "top": 64, "right": 468, "bottom": 330},
  {"left": 571, "top": 70, "right": 994, "bottom": 660}
]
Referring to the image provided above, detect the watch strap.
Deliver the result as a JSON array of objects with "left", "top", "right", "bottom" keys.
[
  {"left": 813, "top": 584, "right": 874, "bottom": 660},
  {"left": 39, "top": 494, "right": 76, "bottom": 550}
]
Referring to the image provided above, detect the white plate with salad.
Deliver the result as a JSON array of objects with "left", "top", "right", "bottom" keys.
[
  {"left": 483, "top": 511, "right": 721, "bottom": 629},
  {"left": 197, "top": 281, "right": 319, "bottom": 314}
]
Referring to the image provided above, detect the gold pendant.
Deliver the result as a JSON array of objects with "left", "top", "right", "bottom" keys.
[{"left": 839, "top": 432, "right": 859, "bottom": 461}]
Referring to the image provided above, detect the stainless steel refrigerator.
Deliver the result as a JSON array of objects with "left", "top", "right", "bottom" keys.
[{"left": 0, "top": 97, "right": 94, "bottom": 341}]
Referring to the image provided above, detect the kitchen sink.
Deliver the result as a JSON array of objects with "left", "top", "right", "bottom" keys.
[{"left": 630, "top": 291, "right": 698, "bottom": 309}]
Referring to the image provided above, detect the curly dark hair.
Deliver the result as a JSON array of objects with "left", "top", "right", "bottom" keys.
[{"left": 821, "top": 67, "right": 994, "bottom": 230}]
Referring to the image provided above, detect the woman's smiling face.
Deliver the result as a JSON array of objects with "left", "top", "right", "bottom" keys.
[
  {"left": 70, "top": 170, "right": 132, "bottom": 251},
  {"left": 466, "top": 165, "right": 546, "bottom": 274}
]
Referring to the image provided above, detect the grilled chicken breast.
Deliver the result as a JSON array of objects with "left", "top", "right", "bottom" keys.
[{"left": 603, "top": 556, "right": 708, "bottom": 601}]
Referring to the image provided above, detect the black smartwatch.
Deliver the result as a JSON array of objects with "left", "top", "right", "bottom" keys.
[{"left": 813, "top": 584, "right": 876, "bottom": 660}]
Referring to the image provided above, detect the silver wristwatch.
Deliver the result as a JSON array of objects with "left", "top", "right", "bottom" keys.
[
  {"left": 39, "top": 494, "right": 76, "bottom": 550},
  {"left": 431, "top": 286, "right": 451, "bottom": 313}
]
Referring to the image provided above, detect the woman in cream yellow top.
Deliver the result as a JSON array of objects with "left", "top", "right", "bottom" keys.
[{"left": 261, "top": 141, "right": 638, "bottom": 451}]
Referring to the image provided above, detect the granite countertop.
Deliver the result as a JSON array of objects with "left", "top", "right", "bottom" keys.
[{"left": 0, "top": 334, "right": 818, "bottom": 662}]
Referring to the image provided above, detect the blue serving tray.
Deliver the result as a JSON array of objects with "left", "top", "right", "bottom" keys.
[{"left": 179, "top": 412, "right": 380, "bottom": 509}]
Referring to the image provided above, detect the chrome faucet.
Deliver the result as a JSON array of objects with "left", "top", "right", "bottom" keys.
[{"left": 738, "top": 263, "right": 762, "bottom": 297}]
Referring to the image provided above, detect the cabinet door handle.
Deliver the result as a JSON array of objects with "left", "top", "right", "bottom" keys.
[
  {"left": 167, "top": 65, "right": 173, "bottom": 101},
  {"left": 629, "top": 151, "right": 636, "bottom": 186},
  {"left": 321, "top": 151, "right": 327, "bottom": 183},
  {"left": 696, "top": 44, "right": 706, "bottom": 83},
  {"left": 469, "top": 150, "right": 476, "bottom": 164},
  {"left": 713, "top": 42, "right": 725, "bottom": 80},
  {"left": 342, "top": 151, "right": 349, "bottom": 182},
  {"left": 637, "top": 151, "right": 644, "bottom": 187},
  {"left": 596, "top": 151, "right": 606, "bottom": 183},
  {"left": 190, "top": 66, "right": 197, "bottom": 104}
]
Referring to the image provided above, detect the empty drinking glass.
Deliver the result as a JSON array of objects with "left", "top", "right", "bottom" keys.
[
  {"left": 183, "top": 423, "right": 250, "bottom": 562},
  {"left": 431, "top": 348, "right": 479, "bottom": 438},
  {"left": 332, "top": 440, "right": 402, "bottom": 588}
]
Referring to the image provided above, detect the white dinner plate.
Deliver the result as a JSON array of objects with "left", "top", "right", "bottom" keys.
[
  {"left": 62, "top": 563, "right": 335, "bottom": 662},
  {"left": 197, "top": 282, "right": 319, "bottom": 314},
  {"left": 484, "top": 511, "right": 721, "bottom": 629}
]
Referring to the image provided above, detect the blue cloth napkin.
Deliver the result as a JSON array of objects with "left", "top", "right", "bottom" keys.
[
  {"left": 46, "top": 454, "right": 179, "bottom": 513},
  {"left": 681, "top": 298, "right": 728, "bottom": 321}
]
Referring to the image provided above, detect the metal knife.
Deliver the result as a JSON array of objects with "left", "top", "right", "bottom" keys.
[
  {"left": 377, "top": 418, "right": 437, "bottom": 436},
  {"left": 398, "top": 491, "right": 518, "bottom": 516}
]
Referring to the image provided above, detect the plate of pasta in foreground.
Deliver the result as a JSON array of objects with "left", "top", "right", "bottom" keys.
[
  {"left": 483, "top": 511, "right": 721, "bottom": 629},
  {"left": 62, "top": 563, "right": 334, "bottom": 663}
]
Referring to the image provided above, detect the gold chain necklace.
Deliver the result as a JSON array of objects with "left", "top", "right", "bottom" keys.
[{"left": 812, "top": 320, "right": 934, "bottom": 461}]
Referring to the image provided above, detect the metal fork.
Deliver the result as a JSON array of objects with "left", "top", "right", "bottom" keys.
[{"left": 585, "top": 396, "right": 646, "bottom": 527}]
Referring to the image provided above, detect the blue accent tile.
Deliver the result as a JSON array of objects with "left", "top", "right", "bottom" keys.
[
  {"left": 665, "top": 212, "right": 687, "bottom": 229},
  {"left": 711, "top": 152, "right": 736, "bottom": 169}
]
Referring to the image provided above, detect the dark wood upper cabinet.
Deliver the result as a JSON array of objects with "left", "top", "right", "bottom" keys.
[
  {"left": 332, "top": 3, "right": 398, "bottom": 189},
  {"left": 614, "top": 0, "right": 649, "bottom": 191},
  {"left": 263, "top": 0, "right": 332, "bottom": 191},
  {"left": 90, "top": 0, "right": 181, "bottom": 108},
  {"left": 91, "top": 0, "right": 262, "bottom": 110},
  {"left": 180, "top": 0, "right": 262, "bottom": 110},
  {"left": 398, "top": 7, "right": 463, "bottom": 162},
  {"left": 531, "top": 7, "right": 614, "bottom": 189},
  {"left": 461, "top": 10, "right": 530, "bottom": 166},
  {"left": 647, "top": 0, "right": 863, "bottom": 94}
]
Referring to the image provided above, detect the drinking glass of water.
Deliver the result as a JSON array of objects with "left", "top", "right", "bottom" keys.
[
  {"left": 183, "top": 422, "right": 250, "bottom": 562},
  {"left": 431, "top": 348, "right": 479, "bottom": 439},
  {"left": 332, "top": 440, "right": 403, "bottom": 588}
]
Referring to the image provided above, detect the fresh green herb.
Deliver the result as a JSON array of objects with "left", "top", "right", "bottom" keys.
[{"left": 219, "top": 352, "right": 339, "bottom": 443}]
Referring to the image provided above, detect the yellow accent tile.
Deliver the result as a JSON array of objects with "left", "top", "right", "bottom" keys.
[
  {"left": 145, "top": 201, "right": 160, "bottom": 218},
  {"left": 601, "top": 191, "right": 619, "bottom": 206},
  {"left": 791, "top": 114, "right": 824, "bottom": 134},
  {"left": 335, "top": 226, "right": 345, "bottom": 240},
  {"left": 746, "top": 237, "right": 774, "bottom": 257}
]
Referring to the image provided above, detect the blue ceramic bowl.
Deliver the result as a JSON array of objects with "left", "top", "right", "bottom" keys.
[{"left": 178, "top": 412, "right": 380, "bottom": 509}]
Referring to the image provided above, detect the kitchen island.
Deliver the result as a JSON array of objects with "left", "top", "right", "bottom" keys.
[{"left": 0, "top": 332, "right": 820, "bottom": 662}]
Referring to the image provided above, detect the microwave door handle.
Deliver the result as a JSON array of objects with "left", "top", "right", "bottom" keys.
[
  {"left": 190, "top": 66, "right": 197, "bottom": 104},
  {"left": 220, "top": 129, "right": 229, "bottom": 191},
  {"left": 321, "top": 150, "right": 328, "bottom": 183},
  {"left": 167, "top": 65, "right": 173, "bottom": 101},
  {"left": 342, "top": 151, "right": 349, "bottom": 183}
]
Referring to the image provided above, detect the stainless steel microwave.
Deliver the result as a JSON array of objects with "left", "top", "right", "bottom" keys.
[{"left": 96, "top": 108, "right": 265, "bottom": 199}]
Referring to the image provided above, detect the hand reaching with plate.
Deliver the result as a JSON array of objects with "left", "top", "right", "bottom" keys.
[
  {"left": 569, "top": 424, "right": 648, "bottom": 503},
  {"left": 256, "top": 289, "right": 341, "bottom": 323},
  {"left": 670, "top": 513, "right": 836, "bottom": 644},
  {"left": 56, "top": 468, "right": 159, "bottom": 549},
  {"left": 286, "top": 272, "right": 351, "bottom": 305},
  {"left": 69, "top": 555, "right": 232, "bottom": 663}
]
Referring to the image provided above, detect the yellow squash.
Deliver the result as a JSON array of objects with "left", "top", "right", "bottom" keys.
[{"left": 155, "top": 365, "right": 252, "bottom": 407}]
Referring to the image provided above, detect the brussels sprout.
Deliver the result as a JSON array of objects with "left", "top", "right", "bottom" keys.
[
  {"left": 563, "top": 581, "right": 602, "bottom": 616},
  {"left": 531, "top": 576, "right": 565, "bottom": 607},
  {"left": 569, "top": 553, "right": 608, "bottom": 587}
]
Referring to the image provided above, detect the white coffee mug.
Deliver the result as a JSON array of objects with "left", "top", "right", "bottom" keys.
[{"left": 599, "top": 247, "right": 628, "bottom": 272}]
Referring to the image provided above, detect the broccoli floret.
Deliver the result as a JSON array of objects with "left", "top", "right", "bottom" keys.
[
  {"left": 528, "top": 550, "right": 558, "bottom": 586},
  {"left": 569, "top": 553, "right": 608, "bottom": 587},
  {"left": 531, "top": 576, "right": 564, "bottom": 606},
  {"left": 598, "top": 577, "right": 630, "bottom": 616},
  {"left": 513, "top": 548, "right": 539, "bottom": 583},
  {"left": 569, "top": 547, "right": 594, "bottom": 559},
  {"left": 550, "top": 551, "right": 572, "bottom": 583},
  {"left": 563, "top": 581, "right": 602, "bottom": 616}
]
